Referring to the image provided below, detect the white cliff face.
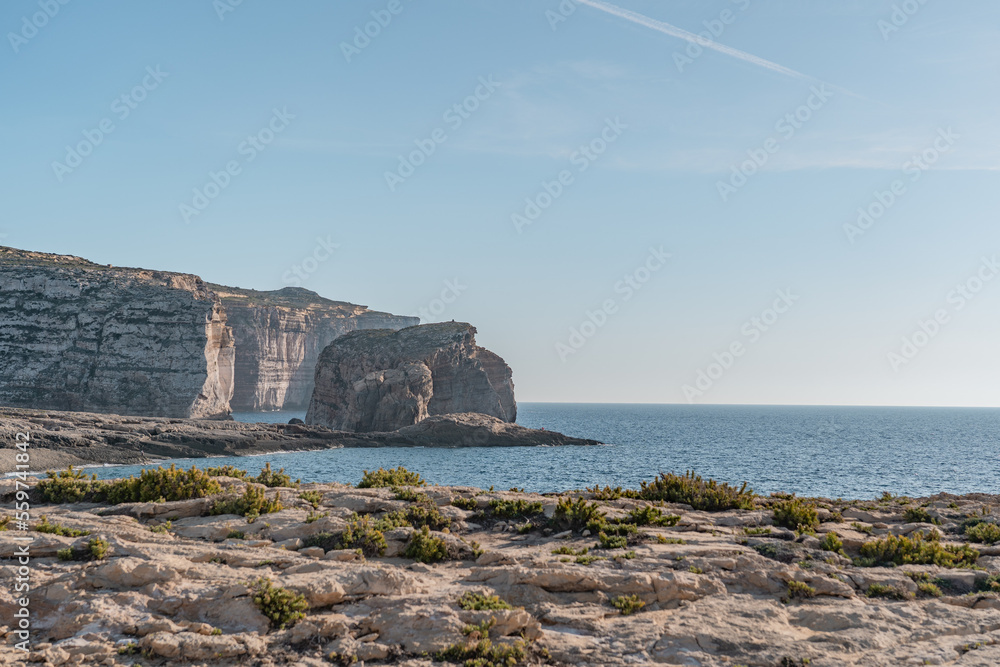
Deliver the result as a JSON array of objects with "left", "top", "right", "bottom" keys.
[
  {"left": 212, "top": 286, "right": 419, "bottom": 411},
  {"left": 0, "top": 248, "right": 234, "bottom": 418},
  {"left": 306, "top": 322, "right": 517, "bottom": 432}
]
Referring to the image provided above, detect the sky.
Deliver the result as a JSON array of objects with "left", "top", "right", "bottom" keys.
[{"left": 1, "top": 0, "right": 998, "bottom": 407}]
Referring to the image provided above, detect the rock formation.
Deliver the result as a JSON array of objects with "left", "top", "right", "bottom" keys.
[
  {"left": 306, "top": 322, "right": 516, "bottom": 432},
  {"left": 0, "top": 247, "right": 234, "bottom": 418},
  {"left": 209, "top": 285, "right": 417, "bottom": 412},
  {"left": 1, "top": 473, "right": 998, "bottom": 666}
]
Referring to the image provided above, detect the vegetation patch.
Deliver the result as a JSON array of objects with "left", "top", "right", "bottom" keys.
[
  {"left": 965, "top": 521, "right": 1000, "bottom": 545},
  {"left": 597, "top": 532, "right": 629, "bottom": 550},
  {"left": 551, "top": 497, "right": 605, "bottom": 532},
  {"left": 865, "top": 583, "right": 911, "bottom": 600},
  {"left": 858, "top": 531, "right": 979, "bottom": 568},
  {"left": 451, "top": 496, "right": 480, "bottom": 511},
  {"left": 610, "top": 594, "right": 645, "bottom": 615},
  {"left": 624, "top": 505, "right": 680, "bottom": 527},
  {"left": 637, "top": 471, "right": 755, "bottom": 511},
  {"left": 211, "top": 485, "right": 283, "bottom": 521},
  {"left": 358, "top": 466, "right": 425, "bottom": 488},
  {"left": 34, "top": 516, "right": 89, "bottom": 537},
  {"left": 299, "top": 490, "right": 323, "bottom": 509},
  {"left": 903, "top": 507, "right": 941, "bottom": 525},
  {"left": 39, "top": 464, "right": 223, "bottom": 504},
  {"left": 785, "top": 580, "right": 816, "bottom": 601},
  {"left": 773, "top": 498, "right": 820, "bottom": 532},
  {"left": 252, "top": 463, "right": 298, "bottom": 488},
  {"left": 404, "top": 526, "right": 449, "bottom": 563},
  {"left": 457, "top": 591, "right": 513, "bottom": 611},
  {"left": 819, "top": 531, "right": 847, "bottom": 557},
  {"left": 434, "top": 620, "right": 527, "bottom": 667},
  {"left": 249, "top": 577, "right": 308, "bottom": 630},
  {"left": 488, "top": 498, "right": 544, "bottom": 520}
]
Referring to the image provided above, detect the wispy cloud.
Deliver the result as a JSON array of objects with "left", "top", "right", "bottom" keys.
[{"left": 575, "top": 0, "right": 862, "bottom": 99}]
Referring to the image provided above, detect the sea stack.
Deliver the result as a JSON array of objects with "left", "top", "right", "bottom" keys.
[
  {"left": 0, "top": 247, "right": 234, "bottom": 418},
  {"left": 306, "top": 322, "right": 516, "bottom": 431}
]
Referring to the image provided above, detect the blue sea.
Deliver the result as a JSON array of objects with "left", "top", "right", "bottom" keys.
[{"left": 87, "top": 404, "right": 1000, "bottom": 500}]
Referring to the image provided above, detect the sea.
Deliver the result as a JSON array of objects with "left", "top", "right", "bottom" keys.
[{"left": 85, "top": 404, "right": 1000, "bottom": 500}]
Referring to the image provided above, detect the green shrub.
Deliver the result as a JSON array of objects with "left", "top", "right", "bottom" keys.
[
  {"left": 865, "top": 583, "right": 910, "bottom": 600},
  {"left": 457, "top": 591, "right": 512, "bottom": 611},
  {"left": 0, "top": 516, "right": 9, "bottom": 531},
  {"left": 253, "top": 463, "right": 298, "bottom": 488},
  {"left": 859, "top": 531, "right": 979, "bottom": 568},
  {"left": 38, "top": 467, "right": 103, "bottom": 503},
  {"left": 488, "top": 498, "right": 544, "bottom": 519},
  {"left": 587, "top": 485, "right": 638, "bottom": 500},
  {"left": 375, "top": 503, "right": 451, "bottom": 532},
  {"left": 625, "top": 505, "right": 681, "bottom": 527},
  {"left": 976, "top": 574, "right": 1000, "bottom": 593},
  {"left": 89, "top": 538, "right": 110, "bottom": 560},
  {"left": 610, "top": 594, "right": 645, "bottom": 615},
  {"left": 305, "top": 510, "right": 328, "bottom": 524},
  {"left": 903, "top": 507, "right": 941, "bottom": 525},
  {"left": 149, "top": 521, "right": 172, "bottom": 534},
  {"left": 299, "top": 490, "right": 323, "bottom": 509},
  {"left": 851, "top": 522, "right": 873, "bottom": 534},
  {"left": 551, "top": 545, "right": 588, "bottom": 556},
  {"left": 773, "top": 498, "right": 820, "bottom": 532},
  {"left": 56, "top": 547, "right": 74, "bottom": 561},
  {"left": 574, "top": 554, "right": 606, "bottom": 565},
  {"left": 357, "top": 466, "right": 424, "bottom": 488},
  {"left": 965, "top": 522, "right": 1000, "bottom": 545},
  {"left": 785, "top": 580, "right": 816, "bottom": 600},
  {"left": 338, "top": 515, "right": 387, "bottom": 557},
  {"left": 743, "top": 526, "right": 772, "bottom": 536},
  {"left": 917, "top": 582, "right": 943, "bottom": 597},
  {"left": 597, "top": 532, "right": 628, "bottom": 549},
  {"left": 451, "top": 496, "right": 479, "bottom": 511},
  {"left": 211, "top": 486, "right": 283, "bottom": 520},
  {"left": 203, "top": 465, "right": 248, "bottom": 479},
  {"left": 819, "top": 531, "right": 846, "bottom": 556},
  {"left": 552, "top": 497, "right": 605, "bottom": 532},
  {"left": 434, "top": 631, "right": 527, "bottom": 667},
  {"left": 34, "top": 516, "right": 89, "bottom": 537},
  {"left": 637, "top": 471, "right": 755, "bottom": 511},
  {"left": 249, "top": 577, "right": 308, "bottom": 629},
  {"left": 404, "top": 526, "right": 449, "bottom": 563},
  {"left": 104, "top": 465, "right": 223, "bottom": 504},
  {"left": 227, "top": 530, "right": 246, "bottom": 540}
]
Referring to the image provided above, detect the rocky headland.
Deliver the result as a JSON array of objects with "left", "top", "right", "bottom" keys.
[
  {"left": 0, "top": 248, "right": 235, "bottom": 419},
  {"left": 0, "top": 407, "right": 601, "bottom": 475},
  {"left": 307, "top": 323, "right": 517, "bottom": 432},
  {"left": 1, "top": 468, "right": 998, "bottom": 666},
  {"left": 210, "top": 285, "right": 417, "bottom": 412}
]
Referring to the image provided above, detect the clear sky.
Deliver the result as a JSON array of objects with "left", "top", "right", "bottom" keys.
[{"left": 2, "top": 0, "right": 998, "bottom": 407}]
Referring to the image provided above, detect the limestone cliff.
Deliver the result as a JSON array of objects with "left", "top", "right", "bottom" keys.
[
  {"left": 306, "top": 322, "right": 516, "bottom": 431},
  {"left": 209, "top": 285, "right": 418, "bottom": 411},
  {"left": 0, "top": 247, "right": 234, "bottom": 418}
]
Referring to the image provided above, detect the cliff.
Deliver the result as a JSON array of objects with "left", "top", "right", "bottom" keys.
[
  {"left": 306, "top": 322, "right": 516, "bottom": 431},
  {"left": 208, "top": 285, "right": 418, "bottom": 411},
  {"left": 0, "top": 247, "right": 234, "bottom": 418}
]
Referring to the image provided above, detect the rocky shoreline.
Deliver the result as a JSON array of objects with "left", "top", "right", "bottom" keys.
[
  {"left": 0, "top": 408, "right": 602, "bottom": 475},
  {"left": 0, "top": 467, "right": 998, "bottom": 666}
]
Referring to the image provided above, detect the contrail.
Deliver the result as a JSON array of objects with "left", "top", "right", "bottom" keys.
[{"left": 575, "top": 0, "right": 815, "bottom": 84}]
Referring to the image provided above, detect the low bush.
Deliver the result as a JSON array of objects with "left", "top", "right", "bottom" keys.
[
  {"left": 457, "top": 591, "right": 512, "bottom": 611},
  {"left": 451, "top": 496, "right": 480, "bottom": 511},
  {"left": 586, "top": 485, "right": 638, "bottom": 500},
  {"left": 858, "top": 531, "right": 979, "bottom": 568},
  {"left": 597, "top": 532, "right": 628, "bottom": 549},
  {"left": 773, "top": 498, "right": 820, "bottom": 532},
  {"left": 299, "top": 490, "right": 323, "bottom": 509},
  {"left": 865, "top": 583, "right": 910, "bottom": 600},
  {"left": 104, "top": 465, "right": 223, "bottom": 504},
  {"left": 435, "top": 633, "right": 527, "bottom": 667},
  {"left": 338, "top": 515, "right": 388, "bottom": 557},
  {"left": 211, "top": 485, "right": 283, "bottom": 520},
  {"left": 552, "top": 497, "right": 605, "bottom": 532},
  {"left": 637, "top": 471, "right": 755, "bottom": 511},
  {"left": 611, "top": 594, "right": 645, "bottom": 615},
  {"left": 488, "top": 498, "right": 544, "bottom": 520},
  {"left": 917, "top": 582, "right": 943, "bottom": 597},
  {"left": 89, "top": 538, "right": 110, "bottom": 560},
  {"left": 252, "top": 463, "right": 298, "bottom": 488},
  {"left": 376, "top": 503, "right": 451, "bottom": 532},
  {"left": 965, "top": 521, "right": 1000, "bottom": 545},
  {"left": 250, "top": 577, "right": 308, "bottom": 630},
  {"left": 818, "top": 531, "right": 846, "bottom": 557},
  {"left": 34, "top": 516, "right": 89, "bottom": 537},
  {"left": 625, "top": 505, "right": 681, "bottom": 527},
  {"left": 357, "top": 466, "right": 424, "bottom": 488},
  {"left": 203, "top": 465, "right": 248, "bottom": 479},
  {"left": 903, "top": 507, "right": 941, "bottom": 525},
  {"left": 785, "top": 580, "right": 816, "bottom": 600},
  {"left": 404, "top": 526, "right": 449, "bottom": 563}
]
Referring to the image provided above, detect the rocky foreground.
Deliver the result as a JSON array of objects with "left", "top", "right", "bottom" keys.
[
  {"left": 1, "top": 468, "right": 999, "bottom": 666},
  {"left": 0, "top": 408, "right": 600, "bottom": 474}
]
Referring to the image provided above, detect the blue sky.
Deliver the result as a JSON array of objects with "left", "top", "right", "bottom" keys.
[{"left": 2, "top": 0, "right": 998, "bottom": 406}]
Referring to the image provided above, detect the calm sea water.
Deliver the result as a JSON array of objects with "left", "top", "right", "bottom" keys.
[{"left": 87, "top": 404, "right": 1000, "bottom": 499}]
